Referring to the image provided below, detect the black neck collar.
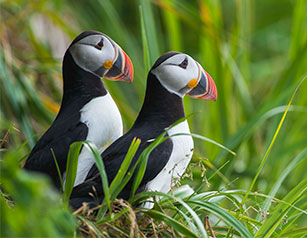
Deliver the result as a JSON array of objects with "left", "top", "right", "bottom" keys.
[
  {"left": 133, "top": 72, "right": 185, "bottom": 128},
  {"left": 59, "top": 51, "right": 108, "bottom": 112}
]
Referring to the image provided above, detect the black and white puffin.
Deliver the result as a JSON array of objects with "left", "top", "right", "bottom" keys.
[
  {"left": 70, "top": 51, "right": 217, "bottom": 209},
  {"left": 24, "top": 31, "right": 133, "bottom": 189}
]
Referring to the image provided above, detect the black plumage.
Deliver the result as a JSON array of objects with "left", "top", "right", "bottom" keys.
[
  {"left": 24, "top": 30, "right": 134, "bottom": 189},
  {"left": 70, "top": 68, "right": 185, "bottom": 209},
  {"left": 24, "top": 43, "right": 107, "bottom": 188},
  {"left": 69, "top": 51, "right": 218, "bottom": 209}
]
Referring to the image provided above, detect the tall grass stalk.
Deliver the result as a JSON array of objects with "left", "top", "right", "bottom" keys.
[{"left": 241, "top": 76, "right": 306, "bottom": 206}]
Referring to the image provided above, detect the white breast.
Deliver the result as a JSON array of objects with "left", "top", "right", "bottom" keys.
[
  {"left": 145, "top": 120, "right": 194, "bottom": 195},
  {"left": 63, "top": 93, "right": 123, "bottom": 187}
]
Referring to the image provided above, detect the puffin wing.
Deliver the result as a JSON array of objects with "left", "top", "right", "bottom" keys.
[
  {"left": 69, "top": 130, "right": 173, "bottom": 208},
  {"left": 24, "top": 115, "right": 88, "bottom": 188},
  {"left": 69, "top": 134, "right": 133, "bottom": 209}
]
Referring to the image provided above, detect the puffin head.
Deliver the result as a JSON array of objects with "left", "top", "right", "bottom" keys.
[
  {"left": 67, "top": 31, "right": 133, "bottom": 82},
  {"left": 150, "top": 52, "right": 217, "bottom": 101}
]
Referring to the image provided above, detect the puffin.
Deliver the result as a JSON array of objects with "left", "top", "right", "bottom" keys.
[
  {"left": 69, "top": 51, "right": 217, "bottom": 209},
  {"left": 24, "top": 31, "right": 133, "bottom": 189}
]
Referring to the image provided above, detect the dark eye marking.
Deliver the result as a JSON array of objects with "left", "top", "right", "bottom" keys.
[
  {"left": 178, "top": 57, "right": 188, "bottom": 69},
  {"left": 95, "top": 38, "right": 104, "bottom": 50}
]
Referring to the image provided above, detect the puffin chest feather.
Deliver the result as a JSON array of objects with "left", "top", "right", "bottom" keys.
[
  {"left": 145, "top": 120, "right": 194, "bottom": 193},
  {"left": 64, "top": 94, "right": 123, "bottom": 187}
]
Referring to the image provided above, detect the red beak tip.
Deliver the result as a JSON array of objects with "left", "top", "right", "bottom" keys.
[
  {"left": 206, "top": 72, "right": 217, "bottom": 101},
  {"left": 123, "top": 50, "right": 134, "bottom": 82},
  {"left": 212, "top": 88, "right": 217, "bottom": 101}
]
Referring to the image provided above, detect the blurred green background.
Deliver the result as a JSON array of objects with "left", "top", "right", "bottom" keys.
[{"left": 1, "top": 0, "right": 306, "bottom": 233}]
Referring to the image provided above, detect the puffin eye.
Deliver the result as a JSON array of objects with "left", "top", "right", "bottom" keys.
[
  {"left": 178, "top": 57, "right": 188, "bottom": 69},
  {"left": 95, "top": 39, "right": 104, "bottom": 50}
]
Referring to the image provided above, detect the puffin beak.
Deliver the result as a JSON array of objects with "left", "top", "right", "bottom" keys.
[
  {"left": 187, "top": 63, "right": 217, "bottom": 101},
  {"left": 105, "top": 46, "right": 134, "bottom": 82}
]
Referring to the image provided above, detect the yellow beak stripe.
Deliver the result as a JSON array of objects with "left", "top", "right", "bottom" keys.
[
  {"left": 104, "top": 60, "right": 113, "bottom": 69},
  {"left": 187, "top": 78, "right": 198, "bottom": 88}
]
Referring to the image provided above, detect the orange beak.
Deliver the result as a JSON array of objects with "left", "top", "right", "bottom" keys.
[
  {"left": 105, "top": 47, "right": 134, "bottom": 82},
  {"left": 187, "top": 65, "right": 217, "bottom": 101}
]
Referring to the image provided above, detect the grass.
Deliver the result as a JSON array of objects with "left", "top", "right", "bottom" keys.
[{"left": 1, "top": 0, "right": 307, "bottom": 237}]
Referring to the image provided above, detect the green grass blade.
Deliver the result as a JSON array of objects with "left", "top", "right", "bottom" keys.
[
  {"left": 81, "top": 141, "right": 112, "bottom": 216},
  {"left": 139, "top": 5, "right": 150, "bottom": 74},
  {"left": 93, "top": 139, "right": 142, "bottom": 212},
  {"left": 63, "top": 141, "right": 83, "bottom": 204},
  {"left": 14, "top": 69, "right": 54, "bottom": 123},
  {"left": 134, "top": 191, "right": 208, "bottom": 237},
  {"left": 188, "top": 200, "right": 253, "bottom": 238},
  {"left": 95, "top": 139, "right": 150, "bottom": 220},
  {"left": 197, "top": 190, "right": 307, "bottom": 215},
  {"left": 78, "top": 216, "right": 103, "bottom": 238},
  {"left": 109, "top": 138, "right": 141, "bottom": 197},
  {"left": 281, "top": 227, "right": 307, "bottom": 237},
  {"left": 161, "top": 0, "right": 182, "bottom": 51},
  {"left": 241, "top": 76, "right": 306, "bottom": 205},
  {"left": 172, "top": 184, "right": 194, "bottom": 199},
  {"left": 130, "top": 131, "right": 167, "bottom": 197},
  {"left": 176, "top": 208, "right": 199, "bottom": 235},
  {"left": 50, "top": 148, "right": 63, "bottom": 192},
  {"left": 222, "top": 44, "right": 254, "bottom": 116},
  {"left": 258, "top": 147, "right": 307, "bottom": 221},
  {"left": 130, "top": 116, "right": 194, "bottom": 197},
  {"left": 256, "top": 178, "right": 307, "bottom": 238},
  {"left": 138, "top": 0, "right": 160, "bottom": 65},
  {"left": 110, "top": 158, "right": 145, "bottom": 200},
  {"left": 228, "top": 210, "right": 262, "bottom": 227},
  {"left": 172, "top": 132, "right": 236, "bottom": 156},
  {"left": 146, "top": 209, "right": 199, "bottom": 238},
  {"left": 277, "top": 210, "right": 307, "bottom": 237},
  {"left": 216, "top": 104, "right": 307, "bottom": 163},
  {"left": 0, "top": 50, "right": 35, "bottom": 147},
  {"left": 289, "top": 0, "right": 307, "bottom": 59},
  {"left": 96, "top": 207, "right": 129, "bottom": 225},
  {"left": 63, "top": 140, "right": 110, "bottom": 213}
]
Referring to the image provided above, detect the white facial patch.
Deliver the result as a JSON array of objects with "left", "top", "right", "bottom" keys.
[
  {"left": 69, "top": 35, "right": 116, "bottom": 76},
  {"left": 151, "top": 54, "right": 200, "bottom": 97}
]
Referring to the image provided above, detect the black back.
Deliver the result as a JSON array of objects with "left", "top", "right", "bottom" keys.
[{"left": 70, "top": 72, "right": 185, "bottom": 208}]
